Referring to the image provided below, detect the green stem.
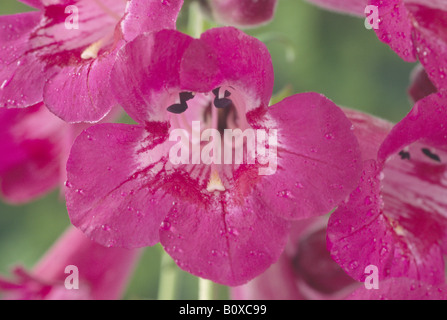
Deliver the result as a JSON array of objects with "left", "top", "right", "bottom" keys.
[
  {"left": 198, "top": 278, "right": 214, "bottom": 300},
  {"left": 157, "top": 250, "right": 179, "bottom": 300}
]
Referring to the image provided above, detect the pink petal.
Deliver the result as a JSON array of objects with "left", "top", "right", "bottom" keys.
[
  {"left": 0, "top": 104, "right": 68, "bottom": 203},
  {"left": 347, "top": 278, "right": 447, "bottom": 300},
  {"left": 305, "top": 0, "right": 367, "bottom": 16},
  {"left": 43, "top": 51, "right": 118, "bottom": 123},
  {"left": 159, "top": 191, "right": 290, "bottom": 286},
  {"left": 33, "top": 227, "right": 141, "bottom": 300},
  {"left": 0, "top": 12, "right": 41, "bottom": 66},
  {"left": 371, "top": 0, "right": 417, "bottom": 61},
  {"left": 208, "top": 0, "right": 278, "bottom": 28},
  {"left": 120, "top": 0, "right": 183, "bottom": 42},
  {"left": 65, "top": 123, "right": 175, "bottom": 248},
  {"left": 111, "top": 30, "right": 193, "bottom": 124},
  {"left": 327, "top": 160, "right": 446, "bottom": 285},
  {"left": 378, "top": 91, "right": 447, "bottom": 160},
  {"left": 252, "top": 93, "right": 362, "bottom": 220},
  {"left": 182, "top": 27, "right": 274, "bottom": 111},
  {"left": 408, "top": 3, "right": 447, "bottom": 91},
  {"left": 233, "top": 217, "right": 360, "bottom": 300},
  {"left": 343, "top": 107, "right": 393, "bottom": 161}
]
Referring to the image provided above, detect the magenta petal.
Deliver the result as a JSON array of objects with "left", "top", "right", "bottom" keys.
[
  {"left": 343, "top": 108, "right": 393, "bottom": 161},
  {"left": 0, "top": 12, "right": 41, "bottom": 66},
  {"left": 201, "top": 27, "right": 274, "bottom": 109},
  {"left": 0, "top": 53, "right": 50, "bottom": 109},
  {"left": 209, "top": 0, "right": 278, "bottom": 27},
  {"left": 409, "top": 4, "right": 447, "bottom": 91},
  {"left": 253, "top": 93, "right": 362, "bottom": 220},
  {"left": 371, "top": 0, "right": 417, "bottom": 61},
  {"left": 378, "top": 91, "right": 447, "bottom": 160},
  {"left": 44, "top": 53, "right": 117, "bottom": 123},
  {"left": 179, "top": 38, "right": 223, "bottom": 94},
  {"left": 305, "top": 0, "right": 367, "bottom": 16},
  {"left": 327, "top": 160, "right": 446, "bottom": 285},
  {"left": 111, "top": 30, "right": 193, "bottom": 124},
  {"left": 120, "top": 0, "right": 183, "bottom": 42},
  {"left": 159, "top": 193, "right": 290, "bottom": 286},
  {"left": 347, "top": 278, "right": 447, "bottom": 300},
  {"left": 66, "top": 123, "right": 175, "bottom": 248}
]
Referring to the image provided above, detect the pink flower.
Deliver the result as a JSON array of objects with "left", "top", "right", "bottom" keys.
[
  {"left": 201, "top": 0, "right": 278, "bottom": 28},
  {"left": 0, "top": 102, "right": 122, "bottom": 204},
  {"left": 0, "top": 103, "right": 74, "bottom": 203},
  {"left": 64, "top": 26, "right": 362, "bottom": 286},
  {"left": 369, "top": 0, "right": 447, "bottom": 91},
  {"left": 327, "top": 94, "right": 447, "bottom": 286},
  {"left": 232, "top": 216, "right": 360, "bottom": 300},
  {"left": 0, "top": 227, "right": 141, "bottom": 300},
  {"left": 0, "top": 0, "right": 183, "bottom": 122}
]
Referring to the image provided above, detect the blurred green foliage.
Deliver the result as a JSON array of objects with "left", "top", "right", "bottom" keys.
[{"left": 0, "top": 0, "right": 415, "bottom": 300}]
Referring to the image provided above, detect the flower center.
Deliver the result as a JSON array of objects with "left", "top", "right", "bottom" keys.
[{"left": 167, "top": 86, "right": 252, "bottom": 193}]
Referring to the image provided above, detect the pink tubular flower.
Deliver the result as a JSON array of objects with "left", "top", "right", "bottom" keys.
[
  {"left": 232, "top": 216, "right": 360, "bottom": 300},
  {"left": 201, "top": 0, "right": 278, "bottom": 28},
  {"left": 0, "top": 102, "right": 122, "bottom": 204},
  {"left": 0, "top": 227, "right": 141, "bottom": 300},
  {"left": 0, "top": 0, "right": 183, "bottom": 123},
  {"left": 64, "top": 27, "right": 362, "bottom": 286},
  {"left": 0, "top": 103, "right": 74, "bottom": 203},
  {"left": 327, "top": 93, "right": 447, "bottom": 286}
]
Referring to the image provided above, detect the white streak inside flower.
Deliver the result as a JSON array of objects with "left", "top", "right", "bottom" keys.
[
  {"left": 206, "top": 170, "right": 225, "bottom": 192},
  {"left": 81, "top": 39, "right": 104, "bottom": 60}
]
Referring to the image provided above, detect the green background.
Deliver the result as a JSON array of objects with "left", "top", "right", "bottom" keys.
[{"left": 0, "top": 0, "right": 415, "bottom": 299}]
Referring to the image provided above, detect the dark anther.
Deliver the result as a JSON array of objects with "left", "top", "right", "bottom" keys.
[
  {"left": 212, "top": 87, "right": 232, "bottom": 109},
  {"left": 167, "top": 103, "right": 188, "bottom": 114},
  {"left": 398, "top": 150, "right": 411, "bottom": 160},
  {"left": 421, "top": 148, "right": 441, "bottom": 162},
  {"left": 167, "top": 91, "right": 194, "bottom": 114},
  {"left": 179, "top": 91, "right": 195, "bottom": 102}
]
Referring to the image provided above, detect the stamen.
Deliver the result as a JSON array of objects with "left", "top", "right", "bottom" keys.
[
  {"left": 421, "top": 148, "right": 441, "bottom": 162},
  {"left": 212, "top": 87, "right": 232, "bottom": 109},
  {"left": 167, "top": 103, "right": 188, "bottom": 114},
  {"left": 398, "top": 150, "right": 411, "bottom": 160},
  {"left": 166, "top": 92, "right": 195, "bottom": 114},
  {"left": 81, "top": 39, "right": 104, "bottom": 60},
  {"left": 206, "top": 170, "right": 226, "bottom": 192}
]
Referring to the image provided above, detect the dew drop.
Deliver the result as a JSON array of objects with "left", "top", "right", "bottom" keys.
[{"left": 160, "top": 221, "right": 171, "bottom": 230}]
